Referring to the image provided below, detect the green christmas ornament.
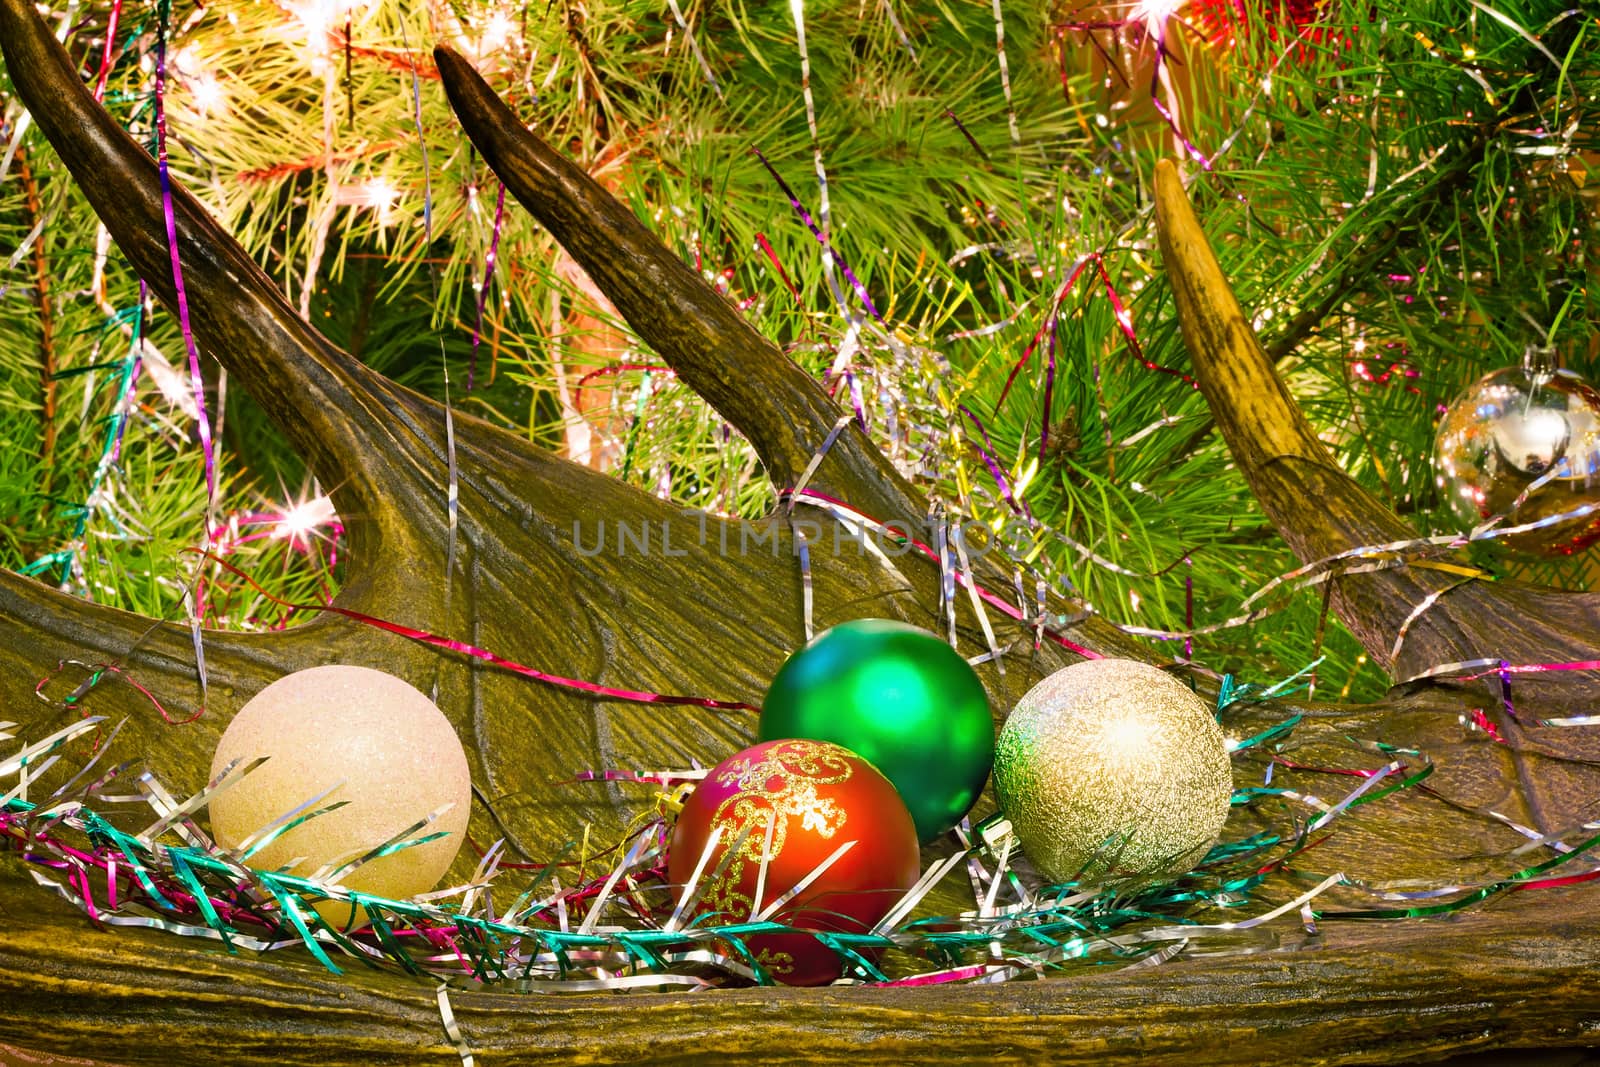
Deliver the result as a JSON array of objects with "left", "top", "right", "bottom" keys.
[{"left": 758, "top": 619, "right": 994, "bottom": 842}]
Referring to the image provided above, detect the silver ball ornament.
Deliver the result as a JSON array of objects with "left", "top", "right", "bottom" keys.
[
  {"left": 1434, "top": 363, "right": 1600, "bottom": 556},
  {"left": 993, "top": 658, "right": 1232, "bottom": 885}
]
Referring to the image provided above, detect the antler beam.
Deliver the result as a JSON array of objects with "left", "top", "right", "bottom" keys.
[
  {"left": 1153, "top": 160, "right": 1600, "bottom": 689},
  {"left": 434, "top": 46, "right": 922, "bottom": 521}
]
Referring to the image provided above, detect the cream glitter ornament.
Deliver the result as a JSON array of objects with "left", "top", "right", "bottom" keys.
[
  {"left": 993, "top": 658, "right": 1232, "bottom": 885},
  {"left": 208, "top": 665, "right": 471, "bottom": 920}
]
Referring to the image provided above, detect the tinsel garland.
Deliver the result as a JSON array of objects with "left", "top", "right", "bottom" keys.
[{"left": 5, "top": 668, "right": 1596, "bottom": 1000}]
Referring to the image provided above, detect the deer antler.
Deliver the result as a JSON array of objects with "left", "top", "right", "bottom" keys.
[
  {"left": 432, "top": 47, "right": 920, "bottom": 519},
  {"left": 1154, "top": 160, "right": 1600, "bottom": 687},
  {"left": 4, "top": 9, "right": 1600, "bottom": 1063},
  {"left": 0, "top": 0, "right": 1100, "bottom": 846},
  {"left": 1155, "top": 159, "right": 1600, "bottom": 841}
]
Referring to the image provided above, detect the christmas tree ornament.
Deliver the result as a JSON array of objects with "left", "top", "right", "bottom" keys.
[
  {"left": 208, "top": 665, "right": 472, "bottom": 924},
  {"left": 1188, "top": 0, "right": 1348, "bottom": 59},
  {"left": 666, "top": 738, "right": 921, "bottom": 986},
  {"left": 993, "top": 658, "right": 1232, "bottom": 885},
  {"left": 1434, "top": 352, "right": 1600, "bottom": 556},
  {"left": 758, "top": 619, "right": 993, "bottom": 843}
]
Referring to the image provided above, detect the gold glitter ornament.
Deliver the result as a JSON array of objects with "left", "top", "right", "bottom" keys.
[{"left": 993, "top": 658, "right": 1232, "bottom": 885}]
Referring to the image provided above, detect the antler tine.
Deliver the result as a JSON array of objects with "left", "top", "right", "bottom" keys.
[
  {"left": 0, "top": 0, "right": 416, "bottom": 543},
  {"left": 433, "top": 46, "right": 921, "bottom": 519},
  {"left": 1152, "top": 161, "right": 1415, "bottom": 550},
  {"left": 1152, "top": 159, "right": 1600, "bottom": 677}
]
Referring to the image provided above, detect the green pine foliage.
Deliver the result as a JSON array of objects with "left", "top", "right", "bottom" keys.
[{"left": 1, "top": 0, "right": 1595, "bottom": 700}]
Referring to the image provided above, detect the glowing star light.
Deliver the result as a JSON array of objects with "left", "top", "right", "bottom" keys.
[
  {"left": 273, "top": 494, "right": 339, "bottom": 551},
  {"left": 1132, "top": 0, "right": 1187, "bottom": 32},
  {"left": 172, "top": 47, "right": 227, "bottom": 117},
  {"left": 335, "top": 179, "right": 401, "bottom": 225},
  {"left": 480, "top": 10, "right": 516, "bottom": 53}
]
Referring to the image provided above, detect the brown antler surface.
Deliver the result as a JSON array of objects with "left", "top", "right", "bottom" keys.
[
  {"left": 0, "top": 0, "right": 1089, "bottom": 853},
  {"left": 1153, "top": 158, "right": 1600, "bottom": 841},
  {"left": 2, "top": 4, "right": 1600, "bottom": 1062},
  {"left": 1152, "top": 159, "right": 1600, "bottom": 688}
]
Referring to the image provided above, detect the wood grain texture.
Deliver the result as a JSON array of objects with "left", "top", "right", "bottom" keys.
[
  {"left": 3, "top": 852, "right": 1600, "bottom": 1066},
  {"left": 1, "top": 8, "right": 1599, "bottom": 1064}
]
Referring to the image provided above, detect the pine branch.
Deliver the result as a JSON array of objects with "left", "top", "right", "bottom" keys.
[{"left": 1159, "top": 124, "right": 1497, "bottom": 470}]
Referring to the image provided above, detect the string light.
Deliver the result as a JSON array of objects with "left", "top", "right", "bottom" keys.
[
  {"left": 334, "top": 178, "right": 400, "bottom": 224},
  {"left": 360, "top": 177, "right": 399, "bottom": 223},
  {"left": 283, "top": 0, "right": 370, "bottom": 72},
  {"left": 1131, "top": 0, "right": 1187, "bottom": 33},
  {"left": 480, "top": 10, "right": 516, "bottom": 53},
  {"left": 272, "top": 494, "right": 339, "bottom": 551},
  {"left": 171, "top": 46, "right": 227, "bottom": 118}
]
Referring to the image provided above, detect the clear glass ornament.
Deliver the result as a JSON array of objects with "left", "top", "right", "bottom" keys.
[{"left": 1433, "top": 348, "right": 1600, "bottom": 556}]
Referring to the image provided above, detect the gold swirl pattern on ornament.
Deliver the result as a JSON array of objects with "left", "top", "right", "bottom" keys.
[
  {"left": 702, "top": 741, "right": 853, "bottom": 920},
  {"left": 754, "top": 946, "right": 796, "bottom": 976}
]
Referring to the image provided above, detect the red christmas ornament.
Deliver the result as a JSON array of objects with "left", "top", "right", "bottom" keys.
[
  {"left": 1188, "top": 0, "right": 1355, "bottom": 62},
  {"left": 666, "top": 739, "right": 921, "bottom": 986}
]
